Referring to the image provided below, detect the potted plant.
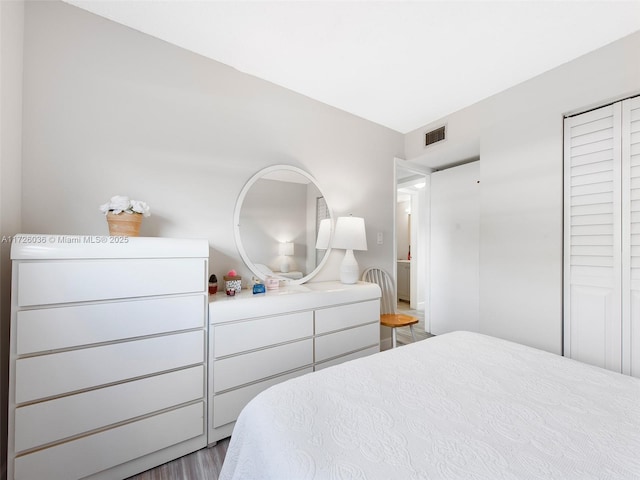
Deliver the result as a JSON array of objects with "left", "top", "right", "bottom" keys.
[{"left": 99, "top": 195, "right": 151, "bottom": 237}]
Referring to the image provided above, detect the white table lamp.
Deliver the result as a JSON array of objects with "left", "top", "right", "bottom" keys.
[
  {"left": 332, "top": 216, "right": 367, "bottom": 284},
  {"left": 278, "top": 241, "right": 294, "bottom": 273}
]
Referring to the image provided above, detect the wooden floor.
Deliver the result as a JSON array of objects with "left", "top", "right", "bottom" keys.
[{"left": 126, "top": 438, "right": 230, "bottom": 480}]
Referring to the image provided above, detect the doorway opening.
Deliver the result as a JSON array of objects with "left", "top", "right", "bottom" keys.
[{"left": 395, "top": 160, "right": 432, "bottom": 344}]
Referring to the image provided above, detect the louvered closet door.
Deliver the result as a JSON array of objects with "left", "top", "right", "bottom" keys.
[
  {"left": 622, "top": 96, "right": 640, "bottom": 377},
  {"left": 564, "top": 103, "right": 622, "bottom": 372}
]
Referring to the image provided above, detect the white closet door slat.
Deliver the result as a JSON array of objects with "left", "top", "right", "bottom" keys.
[
  {"left": 570, "top": 213, "right": 613, "bottom": 226},
  {"left": 571, "top": 152, "right": 615, "bottom": 171},
  {"left": 570, "top": 127, "right": 615, "bottom": 147},
  {"left": 570, "top": 191, "right": 612, "bottom": 206},
  {"left": 571, "top": 170, "right": 614, "bottom": 186},
  {"left": 571, "top": 234, "right": 614, "bottom": 246},
  {"left": 571, "top": 181, "right": 613, "bottom": 196}
]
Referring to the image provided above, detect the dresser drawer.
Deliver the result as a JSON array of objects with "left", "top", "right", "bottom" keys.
[
  {"left": 212, "top": 368, "right": 312, "bottom": 428},
  {"left": 213, "top": 311, "right": 313, "bottom": 358},
  {"left": 15, "top": 330, "right": 204, "bottom": 404},
  {"left": 14, "top": 402, "right": 205, "bottom": 480},
  {"left": 315, "top": 345, "right": 379, "bottom": 371},
  {"left": 315, "top": 323, "right": 379, "bottom": 363},
  {"left": 213, "top": 338, "right": 313, "bottom": 392},
  {"left": 15, "top": 366, "right": 204, "bottom": 452},
  {"left": 16, "top": 294, "right": 205, "bottom": 355},
  {"left": 16, "top": 258, "right": 206, "bottom": 306},
  {"left": 315, "top": 300, "right": 379, "bottom": 334}
]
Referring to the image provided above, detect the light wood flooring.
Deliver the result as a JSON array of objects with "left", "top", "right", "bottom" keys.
[{"left": 125, "top": 438, "right": 230, "bottom": 480}]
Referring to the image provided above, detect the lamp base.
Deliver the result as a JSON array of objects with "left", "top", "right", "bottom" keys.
[
  {"left": 280, "top": 260, "right": 290, "bottom": 273},
  {"left": 340, "top": 249, "right": 359, "bottom": 284}
]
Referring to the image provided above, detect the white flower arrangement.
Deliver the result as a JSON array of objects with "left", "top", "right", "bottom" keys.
[{"left": 100, "top": 195, "right": 151, "bottom": 217}]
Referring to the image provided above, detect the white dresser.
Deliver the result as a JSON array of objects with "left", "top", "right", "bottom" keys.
[
  {"left": 9, "top": 235, "right": 209, "bottom": 480},
  {"left": 208, "top": 281, "right": 381, "bottom": 443}
]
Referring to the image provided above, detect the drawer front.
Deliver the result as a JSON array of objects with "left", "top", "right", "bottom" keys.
[
  {"left": 16, "top": 258, "right": 206, "bottom": 306},
  {"left": 213, "top": 311, "right": 313, "bottom": 358},
  {"left": 315, "top": 300, "right": 379, "bottom": 334},
  {"left": 213, "top": 338, "right": 313, "bottom": 392},
  {"left": 14, "top": 402, "right": 205, "bottom": 480},
  {"left": 16, "top": 295, "right": 205, "bottom": 355},
  {"left": 212, "top": 367, "right": 312, "bottom": 428},
  {"left": 315, "top": 345, "right": 379, "bottom": 371},
  {"left": 15, "top": 366, "right": 204, "bottom": 453},
  {"left": 15, "top": 330, "right": 204, "bottom": 404},
  {"left": 315, "top": 323, "right": 379, "bottom": 363}
]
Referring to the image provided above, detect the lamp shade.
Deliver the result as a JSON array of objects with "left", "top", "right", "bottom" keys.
[
  {"left": 332, "top": 216, "right": 367, "bottom": 251},
  {"left": 278, "top": 242, "right": 294, "bottom": 256},
  {"left": 315, "top": 218, "right": 331, "bottom": 250}
]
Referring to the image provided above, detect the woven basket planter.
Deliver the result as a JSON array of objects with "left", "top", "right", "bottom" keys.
[{"left": 106, "top": 212, "right": 143, "bottom": 237}]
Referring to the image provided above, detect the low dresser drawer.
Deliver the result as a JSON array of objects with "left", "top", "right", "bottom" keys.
[
  {"left": 315, "top": 345, "right": 379, "bottom": 371},
  {"left": 315, "top": 300, "right": 379, "bottom": 334},
  {"left": 16, "top": 258, "right": 206, "bottom": 306},
  {"left": 213, "top": 338, "right": 313, "bottom": 392},
  {"left": 14, "top": 402, "right": 205, "bottom": 480},
  {"left": 315, "top": 323, "right": 379, "bottom": 363},
  {"left": 15, "top": 366, "right": 204, "bottom": 452},
  {"left": 212, "top": 368, "right": 312, "bottom": 428}
]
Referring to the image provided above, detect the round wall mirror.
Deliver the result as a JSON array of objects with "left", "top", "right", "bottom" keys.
[{"left": 234, "top": 165, "right": 333, "bottom": 284}]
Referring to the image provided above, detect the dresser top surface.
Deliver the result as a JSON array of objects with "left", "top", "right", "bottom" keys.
[
  {"left": 10, "top": 234, "right": 209, "bottom": 259},
  {"left": 209, "top": 281, "right": 381, "bottom": 323}
]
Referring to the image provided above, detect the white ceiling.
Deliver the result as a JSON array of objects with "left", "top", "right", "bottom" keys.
[{"left": 64, "top": 0, "right": 640, "bottom": 134}]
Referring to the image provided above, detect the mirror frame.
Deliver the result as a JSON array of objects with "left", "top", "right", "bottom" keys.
[{"left": 233, "top": 164, "right": 333, "bottom": 285}]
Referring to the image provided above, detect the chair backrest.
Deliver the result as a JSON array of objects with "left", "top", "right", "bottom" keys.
[{"left": 361, "top": 267, "right": 397, "bottom": 315}]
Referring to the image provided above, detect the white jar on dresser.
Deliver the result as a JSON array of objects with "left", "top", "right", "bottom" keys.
[
  {"left": 8, "top": 234, "right": 209, "bottom": 480},
  {"left": 208, "top": 281, "right": 381, "bottom": 443}
]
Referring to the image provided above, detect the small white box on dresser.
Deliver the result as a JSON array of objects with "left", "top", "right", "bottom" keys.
[
  {"left": 208, "top": 281, "right": 381, "bottom": 443},
  {"left": 9, "top": 235, "right": 209, "bottom": 480}
]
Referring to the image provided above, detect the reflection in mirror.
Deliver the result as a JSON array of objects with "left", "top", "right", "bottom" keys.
[{"left": 234, "top": 165, "right": 332, "bottom": 284}]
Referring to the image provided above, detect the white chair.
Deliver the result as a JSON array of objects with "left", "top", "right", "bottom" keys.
[{"left": 362, "top": 267, "right": 419, "bottom": 348}]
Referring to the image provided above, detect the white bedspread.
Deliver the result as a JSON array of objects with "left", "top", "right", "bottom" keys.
[{"left": 220, "top": 331, "right": 640, "bottom": 480}]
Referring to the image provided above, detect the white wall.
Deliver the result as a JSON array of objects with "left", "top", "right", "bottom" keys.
[
  {"left": 20, "top": 1, "right": 403, "bottom": 286},
  {"left": 406, "top": 31, "right": 640, "bottom": 354},
  {"left": 0, "top": 1, "right": 24, "bottom": 477}
]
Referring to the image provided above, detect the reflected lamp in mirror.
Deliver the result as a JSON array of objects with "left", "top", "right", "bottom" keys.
[
  {"left": 315, "top": 218, "right": 331, "bottom": 250},
  {"left": 278, "top": 241, "right": 294, "bottom": 273},
  {"left": 333, "top": 216, "right": 368, "bottom": 284}
]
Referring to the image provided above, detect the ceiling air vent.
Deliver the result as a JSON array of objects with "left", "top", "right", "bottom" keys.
[{"left": 425, "top": 125, "right": 446, "bottom": 147}]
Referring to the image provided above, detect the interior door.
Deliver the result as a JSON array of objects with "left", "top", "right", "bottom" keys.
[
  {"left": 429, "top": 161, "right": 480, "bottom": 335},
  {"left": 564, "top": 103, "right": 622, "bottom": 372}
]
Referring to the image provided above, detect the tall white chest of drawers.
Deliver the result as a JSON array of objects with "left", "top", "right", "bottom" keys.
[
  {"left": 208, "top": 281, "right": 381, "bottom": 443},
  {"left": 9, "top": 235, "right": 209, "bottom": 480}
]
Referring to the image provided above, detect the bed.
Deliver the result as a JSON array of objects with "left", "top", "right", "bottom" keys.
[{"left": 219, "top": 331, "right": 640, "bottom": 480}]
